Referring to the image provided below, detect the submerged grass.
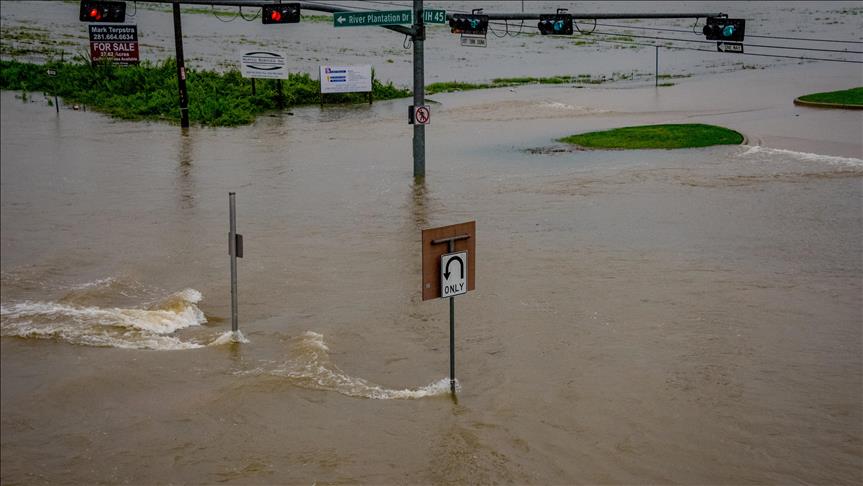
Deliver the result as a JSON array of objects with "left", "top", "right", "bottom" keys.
[
  {"left": 797, "top": 87, "right": 863, "bottom": 107},
  {"left": 0, "top": 59, "right": 410, "bottom": 126},
  {"left": 559, "top": 124, "right": 744, "bottom": 149},
  {"left": 426, "top": 74, "right": 617, "bottom": 94}
]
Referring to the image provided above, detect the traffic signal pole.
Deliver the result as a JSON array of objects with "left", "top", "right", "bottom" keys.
[
  {"left": 412, "top": 0, "right": 425, "bottom": 179},
  {"left": 172, "top": 0, "right": 190, "bottom": 128}
]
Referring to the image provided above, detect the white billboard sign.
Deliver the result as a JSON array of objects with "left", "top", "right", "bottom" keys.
[
  {"left": 320, "top": 65, "right": 373, "bottom": 94},
  {"left": 240, "top": 51, "right": 289, "bottom": 79}
]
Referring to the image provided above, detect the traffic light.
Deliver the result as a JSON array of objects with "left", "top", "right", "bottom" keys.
[
  {"left": 262, "top": 3, "right": 300, "bottom": 24},
  {"left": 538, "top": 12, "right": 573, "bottom": 35},
  {"left": 79, "top": 1, "right": 125, "bottom": 23},
  {"left": 703, "top": 17, "right": 745, "bottom": 42},
  {"left": 449, "top": 13, "right": 489, "bottom": 35}
]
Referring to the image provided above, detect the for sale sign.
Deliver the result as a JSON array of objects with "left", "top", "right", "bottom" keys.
[{"left": 89, "top": 25, "right": 139, "bottom": 65}]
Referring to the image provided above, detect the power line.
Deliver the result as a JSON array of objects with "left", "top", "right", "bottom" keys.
[
  {"left": 310, "top": 1, "right": 863, "bottom": 48},
  {"left": 304, "top": 2, "right": 861, "bottom": 62},
  {"left": 577, "top": 29, "right": 863, "bottom": 54},
  {"left": 489, "top": 20, "right": 863, "bottom": 64},
  {"left": 577, "top": 21, "right": 863, "bottom": 45}
]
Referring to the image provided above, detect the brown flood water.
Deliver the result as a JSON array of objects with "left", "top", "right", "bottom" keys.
[{"left": 2, "top": 44, "right": 863, "bottom": 486}]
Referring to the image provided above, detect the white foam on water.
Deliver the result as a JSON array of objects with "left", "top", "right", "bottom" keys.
[
  {"left": 69, "top": 277, "right": 117, "bottom": 290},
  {"left": 739, "top": 145, "right": 863, "bottom": 167},
  {"left": 0, "top": 288, "right": 208, "bottom": 350},
  {"left": 248, "top": 331, "right": 454, "bottom": 400},
  {"left": 542, "top": 102, "right": 574, "bottom": 110},
  {"left": 209, "top": 330, "right": 250, "bottom": 346}
]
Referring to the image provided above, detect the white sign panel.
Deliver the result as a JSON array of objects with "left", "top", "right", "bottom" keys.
[
  {"left": 320, "top": 65, "right": 372, "bottom": 94},
  {"left": 460, "top": 34, "right": 487, "bottom": 48},
  {"left": 240, "top": 51, "right": 289, "bottom": 79},
  {"left": 441, "top": 252, "right": 468, "bottom": 298},
  {"left": 414, "top": 105, "right": 430, "bottom": 125}
]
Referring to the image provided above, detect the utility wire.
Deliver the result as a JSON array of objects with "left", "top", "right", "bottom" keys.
[
  {"left": 573, "top": 29, "right": 863, "bottom": 54},
  {"left": 501, "top": 21, "right": 863, "bottom": 64},
  {"left": 305, "top": 2, "right": 862, "bottom": 61},
  {"left": 312, "top": 1, "right": 862, "bottom": 48},
  {"left": 576, "top": 21, "right": 863, "bottom": 44}
]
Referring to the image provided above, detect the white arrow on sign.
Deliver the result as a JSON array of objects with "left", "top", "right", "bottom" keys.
[
  {"left": 337, "top": 15, "right": 346, "bottom": 24},
  {"left": 441, "top": 251, "right": 468, "bottom": 298}
]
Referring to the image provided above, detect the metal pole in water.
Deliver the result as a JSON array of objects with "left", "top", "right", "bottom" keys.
[
  {"left": 412, "top": 0, "right": 425, "bottom": 179},
  {"left": 229, "top": 192, "right": 238, "bottom": 333},
  {"left": 172, "top": 0, "right": 190, "bottom": 128},
  {"left": 448, "top": 239, "right": 455, "bottom": 395}
]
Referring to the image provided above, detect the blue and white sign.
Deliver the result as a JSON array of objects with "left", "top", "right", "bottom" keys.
[{"left": 320, "top": 65, "right": 372, "bottom": 94}]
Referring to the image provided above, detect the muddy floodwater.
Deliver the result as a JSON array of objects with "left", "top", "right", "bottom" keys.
[{"left": 2, "top": 1, "right": 863, "bottom": 485}]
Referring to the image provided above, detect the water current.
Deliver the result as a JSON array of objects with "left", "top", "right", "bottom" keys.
[{"left": 2, "top": 1, "right": 862, "bottom": 484}]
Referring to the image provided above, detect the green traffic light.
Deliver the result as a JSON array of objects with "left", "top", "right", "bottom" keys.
[{"left": 722, "top": 25, "right": 736, "bottom": 37}]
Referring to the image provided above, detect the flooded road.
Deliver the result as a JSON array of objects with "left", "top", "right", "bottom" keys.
[{"left": 2, "top": 1, "right": 863, "bottom": 484}]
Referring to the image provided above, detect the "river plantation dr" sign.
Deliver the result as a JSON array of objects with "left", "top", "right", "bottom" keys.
[{"left": 333, "top": 10, "right": 412, "bottom": 27}]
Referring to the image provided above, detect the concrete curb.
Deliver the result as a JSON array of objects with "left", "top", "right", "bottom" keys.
[{"left": 793, "top": 98, "right": 863, "bottom": 110}]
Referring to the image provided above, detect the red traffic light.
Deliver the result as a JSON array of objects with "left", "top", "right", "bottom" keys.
[
  {"left": 79, "top": 1, "right": 126, "bottom": 23},
  {"left": 261, "top": 3, "right": 300, "bottom": 24}
]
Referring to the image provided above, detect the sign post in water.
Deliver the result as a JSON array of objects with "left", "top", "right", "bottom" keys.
[
  {"left": 228, "top": 192, "right": 243, "bottom": 335},
  {"left": 421, "top": 221, "right": 476, "bottom": 396}
]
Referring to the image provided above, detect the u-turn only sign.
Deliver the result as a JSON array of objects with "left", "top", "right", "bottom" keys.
[{"left": 441, "top": 251, "right": 468, "bottom": 298}]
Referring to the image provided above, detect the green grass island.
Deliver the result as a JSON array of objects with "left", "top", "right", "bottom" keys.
[
  {"left": 559, "top": 123, "right": 745, "bottom": 150},
  {"left": 794, "top": 87, "right": 863, "bottom": 109}
]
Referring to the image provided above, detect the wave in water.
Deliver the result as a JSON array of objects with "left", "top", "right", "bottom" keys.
[
  {"left": 739, "top": 145, "right": 863, "bottom": 167},
  {"left": 1, "top": 288, "right": 211, "bottom": 350},
  {"left": 244, "top": 331, "right": 455, "bottom": 400},
  {"left": 210, "top": 330, "right": 250, "bottom": 345}
]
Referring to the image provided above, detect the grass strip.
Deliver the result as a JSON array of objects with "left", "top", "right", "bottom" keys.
[
  {"left": 796, "top": 87, "right": 863, "bottom": 108},
  {"left": 559, "top": 123, "right": 744, "bottom": 149},
  {"left": 426, "top": 74, "right": 610, "bottom": 94},
  {"left": 0, "top": 59, "right": 409, "bottom": 127}
]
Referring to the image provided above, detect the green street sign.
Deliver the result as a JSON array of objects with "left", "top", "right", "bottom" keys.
[
  {"left": 423, "top": 9, "right": 446, "bottom": 24},
  {"left": 333, "top": 10, "right": 412, "bottom": 27}
]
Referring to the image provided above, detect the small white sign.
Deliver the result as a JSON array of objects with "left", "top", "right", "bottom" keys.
[
  {"left": 414, "top": 105, "right": 430, "bottom": 125},
  {"left": 320, "top": 65, "right": 372, "bottom": 94},
  {"left": 441, "top": 252, "right": 468, "bottom": 298},
  {"left": 460, "top": 34, "right": 487, "bottom": 48},
  {"left": 240, "top": 51, "right": 289, "bottom": 79}
]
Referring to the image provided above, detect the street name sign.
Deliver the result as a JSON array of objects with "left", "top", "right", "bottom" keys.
[
  {"left": 460, "top": 34, "right": 487, "bottom": 48},
  {"left": 89, "top": 25, "right": 139, "bottom": 65},
  {"left": 240, "top": 51, "right": 289, "bottom": 79},
  {"left": 421, "top": 221, "right": 476, "bottom": 301},
  {"left": 441, "top": 252, "right": 467, "bottom": 297},
  {"left": 423, "top": 9, "right": 446, "bottom": 24},
  {"left": 334, "top": 10, "right": 412, "bottom": 27},
  {"left": 717, "top": 41, "right": 744, "bottom": 53}
]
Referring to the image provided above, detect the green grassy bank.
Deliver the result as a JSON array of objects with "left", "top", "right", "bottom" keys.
[
  {"left": 796, "top": 87, "right": 863, "bottom": 108},
  {"left": 0, "top": 59, "right": 410, "bottom": 126},
  {"left": 559, "top": 124, "right": 744, "bottom": 150}
]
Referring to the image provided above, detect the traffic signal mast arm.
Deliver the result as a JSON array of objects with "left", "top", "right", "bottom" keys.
[
  {"left": 134, "top": 1, "right": 723, "bottom": 36},
  {"left": 453, "top": 12, "right": 724, "bottom": 21}
]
